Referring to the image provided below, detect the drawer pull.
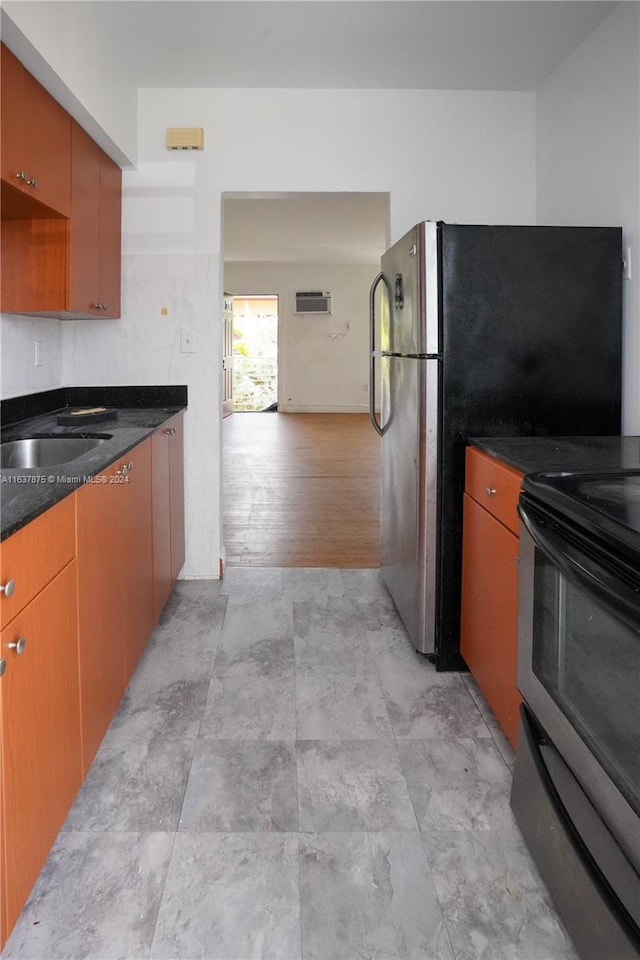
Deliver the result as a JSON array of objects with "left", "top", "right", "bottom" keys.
[
  {"left": 0, "top": 579, "right": 16, "bottom": 597},
  {"left": 8, "top": 637, "right": 26, "bottom": 655},
  {"left": 485, "top": 486, "right": 497, "bottom": 496},
  {"left": 0, "top": 658, "right": 6, "bottom": 677}
]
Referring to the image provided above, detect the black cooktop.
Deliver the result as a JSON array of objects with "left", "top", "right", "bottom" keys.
[{"left": 521, "top": 468, "right": 640, "bottom": 560}]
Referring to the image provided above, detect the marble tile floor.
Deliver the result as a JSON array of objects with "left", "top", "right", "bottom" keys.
[{"left": 2, "top": 569, "right": 580, "bottom": 960}]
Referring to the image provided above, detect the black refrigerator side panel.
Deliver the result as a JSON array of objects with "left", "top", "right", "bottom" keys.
[{"left": 436, "top": 223, "right": 622, "bottom": 667}]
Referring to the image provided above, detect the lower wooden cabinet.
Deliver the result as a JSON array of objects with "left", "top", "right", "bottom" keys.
[
  {"left": 152, "top": 413, "right": 185, "bottom": 620},
  {"left": 76, "top": 442, "right": 154, "bottom": 772},
  {"left": 76, "top": 460, "right": 127, "bottom": 774},
  {"left": 122, "top": 440, "right": 154, "bottom": 682},
  {"left": 460, "top": 447, "right": 524, "bottom": 747},
  {"left": 461, "top": 493, "right": 520, "bottom": 745},
  {"left": 0, "top": 416, "right": 185, "bottom": 948},
  {"left": 1, "top": 561, "right": 82, "bottom": 941}
]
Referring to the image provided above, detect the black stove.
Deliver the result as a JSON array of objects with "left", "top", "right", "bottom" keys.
[{"left": 521, "top": 468, "right": 640, "bottom": 562}]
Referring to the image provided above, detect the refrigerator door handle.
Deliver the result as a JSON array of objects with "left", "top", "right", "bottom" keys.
[{"left": 369, "top": 271, "right": 387, "bottom": 436}]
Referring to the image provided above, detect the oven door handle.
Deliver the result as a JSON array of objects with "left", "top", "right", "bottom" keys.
[{"left": 519, "top": 501, "right": 640, "bottom": 629}]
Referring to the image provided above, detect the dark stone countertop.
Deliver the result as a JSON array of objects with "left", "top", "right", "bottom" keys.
[
  {"left": 1, "top": 386, "right": 187, "bottom": 541},
  {"left": 470, "top": 435, "right": 640, "bottom": 477}
]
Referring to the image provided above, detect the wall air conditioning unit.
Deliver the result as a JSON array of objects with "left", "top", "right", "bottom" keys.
[{"left": 294, "top": 290, "right": 332, "bottom": 315}]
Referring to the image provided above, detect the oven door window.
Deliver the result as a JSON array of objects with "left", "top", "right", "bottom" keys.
[{"left": 532, "top": 553, "right": 640, "bottom": 818}]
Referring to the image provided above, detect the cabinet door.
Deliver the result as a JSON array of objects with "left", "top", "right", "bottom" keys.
[
  {"left": 98, "top": 151, "right": 122, "bottom": 319},
  {"left": 122, "top": 441, "right": 154, "bottom": 681},
  {"left": 76, "top": 464, "right": 126, "bottom": 774},
  {"left": 152, "top": 427, "right": 173, "bottom": 621},
  {"left": 152, "top": 415, "right": 186, "bottom": 620},
  {"left": 169, "top": 414, "right": 186, "bottom": 579},
  {"left": 68, "top": 121, "right": 101, "bottom": 315},
  {"left": 0, "top": 44, "right": 70, "bottom": 215},
  {"left": 1, "top": 561, "right": 82, "bottom": 936},
  {"left": 1, "top": 45, "right": 27, "bottom": 191},
  {"left": 460, "top": 493, "right": 521, "bottom": 747},
  {"left": 0, "top": 494, "right": 75, "bottom": 630},
  {"left": 25, "top": 67, "right": 71, "bottom": 215},
  {"left": 0, "top": 669, "right": 4, "bottom": 950},
  {"left": 68, "top": 121, "right": 121, "bottom": 318}
]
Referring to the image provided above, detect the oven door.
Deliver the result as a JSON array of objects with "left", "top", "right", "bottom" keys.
[{"left": 517, "top": 496, "right": 640, "bottom": 879}]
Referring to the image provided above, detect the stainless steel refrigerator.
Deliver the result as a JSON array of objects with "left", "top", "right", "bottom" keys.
[{"left": 369, "top": 221, "right": 622, "bottom": 670}]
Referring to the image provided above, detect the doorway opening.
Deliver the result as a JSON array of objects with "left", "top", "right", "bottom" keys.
[
  {"left": 230, "top": 295, "right": 278, "bottom": 412},
  {"left": 221, "top": 191, "right": 389, "bottom": 567}
]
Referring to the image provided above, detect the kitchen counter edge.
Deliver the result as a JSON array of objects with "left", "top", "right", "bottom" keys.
[
  {"left": 1, "top": 386, "right": 187, "bottom": 542},
  {"left": 470, "top": 435, "right": 640, "bottom": 477}
]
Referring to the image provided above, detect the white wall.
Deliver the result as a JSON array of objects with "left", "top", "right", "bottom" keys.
[
  {"left": 1, "top": 3, "right": 137, "bottom": 165},
  {"left": 224, "top": 261, "right": 377, "bottom": 413},
  {"left": 0, "top": 314, "right": 62, "bottom": 398},
  {"left": 536, "top": 1, "right": 640, "bottom": 434},
  {"left": 58, "top": 86, "right": 535, "bottom": 575}
]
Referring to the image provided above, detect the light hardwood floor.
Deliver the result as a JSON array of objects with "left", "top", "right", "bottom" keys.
[{"left": 222, "top": 412, "right": 380, "bottom": 567}]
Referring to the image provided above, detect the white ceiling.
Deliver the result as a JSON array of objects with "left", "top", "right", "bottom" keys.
[{"left": 29, "top": 0, "right": 618, "bottom": 92}]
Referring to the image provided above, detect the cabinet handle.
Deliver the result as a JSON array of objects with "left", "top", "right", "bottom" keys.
[
  {"left": 0, "top": 579, "right": 16, "bottom": 597},
  {"left": 26, "top": 177, "right": 38, "bottom": 187},
  {"left": 8, "top": 637, "right": 26, "bottom": 655},
  {"left": 485, "top": 486, "right": 497, "bottom": 496},
  {"left": 0, "top": 659, "right": 6, "bottom": 677},
  {"left": 16, "top": 170, "right": 27, "bottom": 182}
]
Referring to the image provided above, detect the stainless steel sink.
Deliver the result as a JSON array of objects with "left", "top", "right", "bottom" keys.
[{"left": 0, "top": 435, "right": 112, "bottom": 469}]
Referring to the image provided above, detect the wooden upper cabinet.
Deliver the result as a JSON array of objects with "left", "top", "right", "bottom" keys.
[
  {"left": 97, "top": 149, "right": 123, "bottom": 318},
  {"left": 1, "top": 44, "right": 71, "bottom": 216},
  {"left": 68, "top": 121, "right": 122, "bottom": 318},
  {"left": 1, "top": 45, "right": 27, "bottom": 191},
  {"left": 0, "top": 47, "right": 122, "bottom": 318}
]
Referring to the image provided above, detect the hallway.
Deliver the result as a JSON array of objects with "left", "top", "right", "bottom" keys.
[{"left": 222, "top": 413, "right": 380, "bottom": 568}]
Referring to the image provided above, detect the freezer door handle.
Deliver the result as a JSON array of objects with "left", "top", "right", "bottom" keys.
[{"left": 369, "top": 271, "right": 387, "bottom": 436}]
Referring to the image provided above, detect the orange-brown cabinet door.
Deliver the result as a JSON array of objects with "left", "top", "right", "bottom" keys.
[
  {"left": 76, "top": 464, "right": 126, "bottom": 774},
  {"left": 0, "top": 44, "right": 70, "bottom": 215},
  {"left": 460, "top": 493, "right": 521, "bottom": 747},
  {"left": 0, "top": 665, "right": 5, "bottom": 951},
  {"left": 122, "top": 441, "right": 154, "bottom": 681},
  {"left": 97, "top": 150, "right": 122, "bottom": 319},
  {"left": 169, "top": 414, "right": 186, "bottom": 580},
  {"left": 152, "top": 426, "right": 173, "bottom": 621},
  {"left": 68, "top": 121, "right": 101, "bottom": 315},
  {"left": 1, "top": 45, "right": 27, "bottom": 192},
  {"left": 25, "top": 66, "right": 71, "bottom": 215},
  {"left": 1, "top": 561, "right": 82, "bottom": 937}
]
